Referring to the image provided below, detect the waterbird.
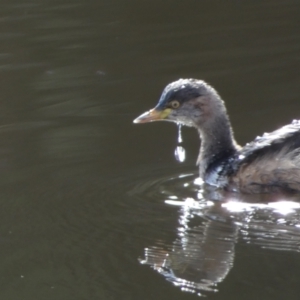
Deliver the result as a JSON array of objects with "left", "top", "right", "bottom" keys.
[{"left": 134, "top": 79, "right": 300, "bottom": 194}]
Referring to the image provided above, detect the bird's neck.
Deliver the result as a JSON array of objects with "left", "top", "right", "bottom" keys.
[{"left": 197, "top": 114, "right": 240, "bottom": 180}]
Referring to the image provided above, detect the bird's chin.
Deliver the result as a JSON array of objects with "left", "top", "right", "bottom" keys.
[
  {"left": 168, "top": 117, "right": 195, "bottom": 128},
  {"left": 183, "top": 122, "right": 195, "bottom": 128}
]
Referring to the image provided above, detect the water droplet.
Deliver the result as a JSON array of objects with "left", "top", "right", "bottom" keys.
[
  {"left": 174, "top": 146, "right": 186, "bottom": 163},
  {"left": 174, "top": 123, "right": 186, "bottom": 162},
  {"left": 177, "top": 123, "right": 183, "bottom": 143}
]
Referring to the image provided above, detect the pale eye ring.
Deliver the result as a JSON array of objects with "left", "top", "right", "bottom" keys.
[{"left": 169, "top": 100, "right": 180, "bottom": 109}]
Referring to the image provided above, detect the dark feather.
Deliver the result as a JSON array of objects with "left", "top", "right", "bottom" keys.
[{"left": 229, "top": 120, "right": 300, "bottom": 193}]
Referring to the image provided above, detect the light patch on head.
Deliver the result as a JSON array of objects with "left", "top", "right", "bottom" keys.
[{"left": 160, "top": 108, "right": 172, "bottom": 119}]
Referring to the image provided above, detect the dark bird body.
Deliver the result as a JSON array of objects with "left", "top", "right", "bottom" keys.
[{"left": 134, "top": 79, "right": 300, "bottom": 194}]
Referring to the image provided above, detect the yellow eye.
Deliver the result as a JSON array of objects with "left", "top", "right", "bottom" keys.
[{"left": 169, "top": 100, "right": 180, "bottom": 109}]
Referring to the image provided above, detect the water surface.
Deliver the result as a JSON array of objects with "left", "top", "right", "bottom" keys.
[{"left": 0, "top": 0, "right": 300, "bottom": 299}]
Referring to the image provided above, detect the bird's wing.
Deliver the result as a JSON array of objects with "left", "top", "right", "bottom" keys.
[{"left": 230, "top": 120, "right": 300, "bottom": 193}]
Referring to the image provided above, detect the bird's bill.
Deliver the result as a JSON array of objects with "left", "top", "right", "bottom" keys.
[{"left": 133, "top": 108, "right": 171, "bottom": 124}]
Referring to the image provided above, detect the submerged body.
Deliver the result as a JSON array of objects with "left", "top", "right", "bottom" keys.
[{"left": 134, "top": 79, "right": 300, "bottom": 194}]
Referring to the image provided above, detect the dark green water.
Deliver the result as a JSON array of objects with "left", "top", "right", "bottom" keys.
[{"left": 0, "top": 0, "right": 300, "bottom": 299}]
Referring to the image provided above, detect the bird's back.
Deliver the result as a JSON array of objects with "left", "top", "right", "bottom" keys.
[{"left": 229, "top": 120, "right": 300, "bottom": 193}]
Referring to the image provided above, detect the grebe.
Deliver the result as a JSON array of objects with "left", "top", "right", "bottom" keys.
[{"left": 134, "top": 79, "right": 300, "bottom": 194}]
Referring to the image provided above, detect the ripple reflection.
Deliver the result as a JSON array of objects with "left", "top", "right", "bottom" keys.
[{"left": 131, "top": 172, "right": 300, "bottom": 296}]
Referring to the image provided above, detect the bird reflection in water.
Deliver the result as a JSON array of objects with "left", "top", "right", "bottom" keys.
[
  {"left": 139, "top": 198, "right": 237, "bottom": 295},
  {"left": 139, "top": 190, "right": 300, "bottom": 296}
]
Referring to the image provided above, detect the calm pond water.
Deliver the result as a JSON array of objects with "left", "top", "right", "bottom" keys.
[{"left": 0, "top": 0, "right": 300, "bottom": 299}]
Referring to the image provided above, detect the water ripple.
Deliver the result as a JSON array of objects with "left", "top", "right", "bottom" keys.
[{"left": 128, "top": 169, "right": 300, "bottom": 296}]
